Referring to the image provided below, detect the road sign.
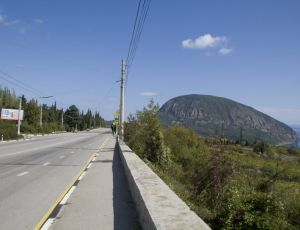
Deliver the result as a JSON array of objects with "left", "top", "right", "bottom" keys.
[
  {"left": 1, "top": 108, "right": 24, "bottom": 121},
  {"left": 114, "top": 111, "right": 119, "bottom": 118}
]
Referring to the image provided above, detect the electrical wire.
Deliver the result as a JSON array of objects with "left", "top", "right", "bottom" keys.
[
  {"left": 0, "top": 73, "right": 41, "bottom": 97},
  {"left": 125, "top": 0, "right": 151, "bottom": 89},
  {"left": 126, "top": 0, "right": 142, "bottom": 64},
  {"left": 126, "top": 0, "right": 150, "bottom": 69},
  {"left": 0, "top": 69, "right": 43, "bottom": 97},
  {"left": 127, "top": 0, "right": 151, "bottom": 67}
]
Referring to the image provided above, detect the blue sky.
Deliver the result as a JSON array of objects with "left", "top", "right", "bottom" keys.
[{"left": 0, "top": 0, "right": 300, "bottom": 125}]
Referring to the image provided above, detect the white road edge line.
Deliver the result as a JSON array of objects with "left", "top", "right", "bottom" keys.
[
  {"left": 78, "top": 171, "right": 87, "bottom": 181},
  {"left": 17, "top": 171, "right": 29, "bottom": 177},
  {"left": 87, "top": 163, "right": 92, "bottom": 169},
  {"left": 40, "top": 218, "right": 55, "bottom": 230},
  {"left": 60, "top": 186, "right": 76, "bottom": 205},
  {"left": 43, "top": 162, "right": 50, "bottom": 166}
]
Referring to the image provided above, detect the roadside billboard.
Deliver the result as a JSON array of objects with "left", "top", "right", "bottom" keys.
[{"left": 1, "top": 108, "right": 24, "bottom": 121}]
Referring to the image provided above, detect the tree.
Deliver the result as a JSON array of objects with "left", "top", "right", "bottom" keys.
[
  {"left": 253, "top": 141, "right": 269, "bottom": 154},
  {"left": 124, "top": 100, "right": 169, "bottom": 167},
  {"left": 64, "top": 105, "right": 80, "bottom": 131},
  {"left": 25, "top": 99, "right": 40, "bottom": 126}
]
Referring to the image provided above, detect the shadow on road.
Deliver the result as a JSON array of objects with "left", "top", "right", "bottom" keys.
[{"left": 112, "top": 144, "right": 141, "bottom": 230}]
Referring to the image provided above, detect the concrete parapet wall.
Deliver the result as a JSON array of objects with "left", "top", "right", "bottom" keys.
[{"left": 117, "top": 140, "right": 211, "bottom": 230}]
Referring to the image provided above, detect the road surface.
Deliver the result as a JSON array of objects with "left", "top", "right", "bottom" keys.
[{"left": 0, "top": 128, "right": 110, "bottom": 230}]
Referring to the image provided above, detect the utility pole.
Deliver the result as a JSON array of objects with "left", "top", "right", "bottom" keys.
[
  {"left": 119, "top": 59, "right": 125, "bottom": 138},
  {"left": 61, "top": 111, "right": 64, "bottom": 128},
  {"left": 39, "top": 96, "right": 54, "bottom": 127},
  {"left": 17, "top": 97, "right": 22, "bottom": 135},
  {"left": 40, "top": 105, "right": 43, "bottom": 126}
]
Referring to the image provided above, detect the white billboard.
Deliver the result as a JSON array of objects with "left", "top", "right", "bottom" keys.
[{"left": 1, "top": 108, "right": 24, "bottom": 121}]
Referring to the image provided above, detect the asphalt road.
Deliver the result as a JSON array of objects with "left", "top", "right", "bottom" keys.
[{"left": 0, "top": 128, "right": 111, "bottom": 230}]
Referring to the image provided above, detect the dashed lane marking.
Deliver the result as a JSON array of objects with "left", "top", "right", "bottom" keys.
[
  {"left": 43, "top": 162, "right": 50, "bottom": 166},
  {"left": 17, "top": 171, "right": 29, "bottom": 177}
]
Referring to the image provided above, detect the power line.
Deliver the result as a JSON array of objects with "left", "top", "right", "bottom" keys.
[
  {"left": 0, "top": 73, "right": 41, "bottom": 97},
  {"left": 0, "top": 69, "right": 44, "bottom": 97},
  {"left": 126, "top": 0, "right": 142, "bottom": 64},
  {"left": 99, "top": 81, "right": 118, "bottom": 105},
  {"left": 125, "top": 0, "right": 151, "bottom": 89},
  {"left": 127, "top": 0, "right": 151, "bottom": 67},
  {"left": 126, "top": 0, "right": 151, "bottom": 68}
]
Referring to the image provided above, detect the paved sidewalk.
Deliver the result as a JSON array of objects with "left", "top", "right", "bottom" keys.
[{"left": 50, "top": 136, "right": 141, "bottom": 230}]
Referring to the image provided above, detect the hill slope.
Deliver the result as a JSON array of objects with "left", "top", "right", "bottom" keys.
[{"left": 159, "top": 94, "right": 298, "bottom": 145}]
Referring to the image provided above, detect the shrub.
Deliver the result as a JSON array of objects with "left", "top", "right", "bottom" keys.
[
  {"left": 213, "top": 188, "right": 293, "bottom": 230},
  {"left": 124, "top": 100, "right": 169, "bottom": 167}
]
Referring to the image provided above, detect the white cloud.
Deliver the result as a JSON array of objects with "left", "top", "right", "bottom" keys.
[
  {"left": 34, "top": 18, "right": 44, "bottom": 24},
  {"left": 0, "top": 12, "right": 20, "bottom": 26},
  {"left": 0, "top": 14, "right": 4, "bottom": 24},
  {"left": 219, "top": 47, "right": 233, "bottom": 55},
  {"left": 4, "top": 20, "right": 20, "bottom": 26},
  {"left": 140, "top": 92, "right": 158, "bottom": 97},
  {"left": 182, "top": 34, "right": 227, "bottom": 49}
]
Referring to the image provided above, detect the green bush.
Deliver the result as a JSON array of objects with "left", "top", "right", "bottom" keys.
[
  {"left": 0, "top": 120, "right": 18, "bottom": 140},
  {"left": 253, "top": 141, "right": 270, "bottom": 154},
  {"left": 213, "top": 188, "right": 293, "bottom": 230},
  {"left": 124, "top": 100, "right": 169, "bottom": 167}
]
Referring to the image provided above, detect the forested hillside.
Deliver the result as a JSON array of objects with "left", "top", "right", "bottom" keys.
[
  {"left": 125, "top": 100, "right": 300, "bottom": 229},
  {"left": 0, "top": 86, "right": 105, "bottom": 140}
]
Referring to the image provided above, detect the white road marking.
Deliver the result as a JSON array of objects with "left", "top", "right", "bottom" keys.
[
  {"left": 87, "top": 163, "right": 92, "bottom": 169},
  {"left": 60, "top": 186, "right": 76, "bottom": 205},
  {"left": 59, "top": 156, "right": 65, "bottom": 159},
  {"left": 0, "top": 135, "right": 92, "bottom": 158},
  {"left": 41, "top": 218, "right": 55, "bottom": 230},
  {"left": 78, "top": 171, "right": 87, "bottom": 181},
  {"left": 17, "top": 171, "right": 29, "bottom": 177},
  {"left": 43, "top": 162, "right": 50, "bottom": 166},
  {"left": 70, "top": 151, "right": 74, "bottom": 154}
]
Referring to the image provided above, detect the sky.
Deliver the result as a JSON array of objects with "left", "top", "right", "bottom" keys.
[{"left": 0, "top": 0, "right": 300, "bottom": 125}]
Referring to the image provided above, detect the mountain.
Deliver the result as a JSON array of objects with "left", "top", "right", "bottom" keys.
[{"left": 159, "top": 94, "right": 298, "bottom": 145}]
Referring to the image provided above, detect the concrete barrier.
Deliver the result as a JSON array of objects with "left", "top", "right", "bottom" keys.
[{"left": 117, "top": 139, "right": 211, "bottom": 230}]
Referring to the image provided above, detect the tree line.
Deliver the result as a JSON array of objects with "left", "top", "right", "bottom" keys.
[{"left": 0, "top": 86, "right": 106, "bottom": 140}]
